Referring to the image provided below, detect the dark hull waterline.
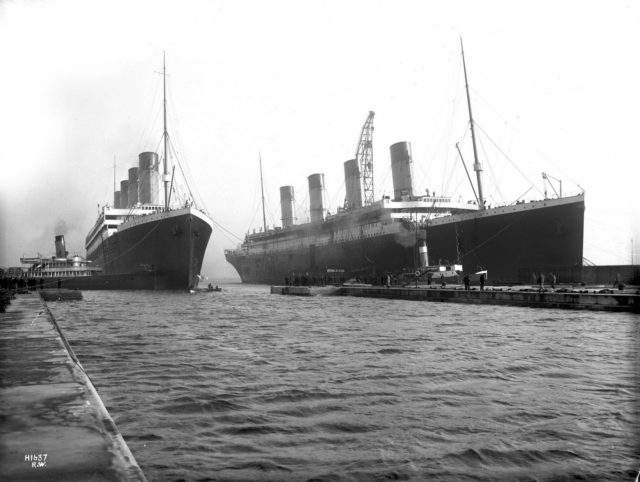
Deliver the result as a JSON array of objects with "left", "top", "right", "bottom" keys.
[
  {"left": 226, "top": 196, "right": 585, "bottom": 285},
  {"left": 85, "top": 209, "right": 212, "bottom": 290}
]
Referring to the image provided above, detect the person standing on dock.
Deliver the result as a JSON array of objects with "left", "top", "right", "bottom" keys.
[
  {"left": 479, "top": 273, "right": 485, "bottom": 290},
  {"left": 385, "top": 274, "right": 391, "bottom": 288},
  {"left": 538, "top": 273, "right": 545, "bottom": 291},
  {"left": 463, "top": 274, "right": 470, "bottom": 290},
  {"left": 550, "top": 272, "right": 556, "bottom": 289}
]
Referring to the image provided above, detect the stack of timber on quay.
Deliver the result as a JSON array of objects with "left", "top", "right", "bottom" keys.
[
  {"left": 0, "top": 293, "right": 147, "bottom": 481},
  {"left": 271, "top": 284, "right": 640, "bottom": 313}
]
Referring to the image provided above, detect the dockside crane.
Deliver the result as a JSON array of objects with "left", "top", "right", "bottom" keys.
[{"left": 356, "top": 111, "right": 375, "bottom": 206}]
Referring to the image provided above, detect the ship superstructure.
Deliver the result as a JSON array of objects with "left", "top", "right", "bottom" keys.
[{"left": 224, "top": 139, "right": 584, "bottom": 284}]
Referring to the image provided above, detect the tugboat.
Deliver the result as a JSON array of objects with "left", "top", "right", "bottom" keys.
[{"left": 20, "top": 235, "right": 102, "bottom": 289}]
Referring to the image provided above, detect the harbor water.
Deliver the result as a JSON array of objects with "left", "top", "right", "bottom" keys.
[{"left": 48, "top": 284, "right": 639, "bottom": 481}]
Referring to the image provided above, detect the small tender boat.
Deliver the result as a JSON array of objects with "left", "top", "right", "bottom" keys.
[{"left": 189, "top": 284, "right": 222, "bottom": 293}]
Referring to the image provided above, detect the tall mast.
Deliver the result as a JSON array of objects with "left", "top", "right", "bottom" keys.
[
  {"left": 163, "top": 52, "right": 169, "bottom": 210},
  {"left": 461, "top": 38, "right": 485, "bottom": 210},
  {"left": 259, "top": 153, "right": 267, "bottom": 233}
]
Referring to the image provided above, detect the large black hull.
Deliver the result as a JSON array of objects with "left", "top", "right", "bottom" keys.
[
  {"left": 226, "top": 196, "right": 584, "bottom": 285},
  {"left": 86, "top": 208, "right": 212, "bottom": 290},
  {"left": 426, "top": 197, "right": 584, "bottom": 283}
]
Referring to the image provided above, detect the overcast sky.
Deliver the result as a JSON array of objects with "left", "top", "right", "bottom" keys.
[{"left": 1, "top": 0, "right": 638, "bottom": 280}]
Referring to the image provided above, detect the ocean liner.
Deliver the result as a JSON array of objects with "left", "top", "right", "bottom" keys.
[
  {"left": 225, "top": 44, "right": 584, "bottom": 285},
  {"left": 83, "top": 57, "right": 213, "bottom": 290}
]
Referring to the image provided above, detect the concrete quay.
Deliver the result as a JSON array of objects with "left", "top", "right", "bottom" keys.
[
  {"left": 0, "top": 293, "right": 147, "bottom": 481},
  {"left": 271, "top": 285, "right": 640, "bottom": 313}
]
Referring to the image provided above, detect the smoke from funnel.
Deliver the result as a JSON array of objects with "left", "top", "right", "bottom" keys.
[{"left": 54, "top": 219, "right": 68, "bottom": 235}]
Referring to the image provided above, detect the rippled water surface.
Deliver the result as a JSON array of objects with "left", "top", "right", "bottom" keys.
[{"left": 49, "top": 284, "right": 639, "bottom": 481}]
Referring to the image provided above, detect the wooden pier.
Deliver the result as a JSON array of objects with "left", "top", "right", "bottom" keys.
[
  {"left": 270, "top": 285, "right": 341, "bottom": 296},
  {"left": 271, "top": 285, "right": 640, "bottom": 313},
  {"left": 0, "top": 292, "right": 147, "bottom": 481}
]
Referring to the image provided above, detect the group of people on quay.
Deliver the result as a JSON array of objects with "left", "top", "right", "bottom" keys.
[
  {"left": 284, "top": 274, "right": 347, "bottom": 287},
  {"left": 282, "top": 270, "right": 584, "bottom": 292},
  {"left": 0, "top": 276, "right": 62, "bottom": 291},
  {"left": 284, "top": 272, "right": 420, "bottom": 287},
  {"left": 284, "top": 271, "right": 479, "bottom": 288}
]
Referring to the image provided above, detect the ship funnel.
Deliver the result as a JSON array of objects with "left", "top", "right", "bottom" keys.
[
  {"left": 128, "top": 167, "right": 139, "bottom": 207},
  {"left": 114, "top": 190, "right": 121, "bottom": 209},
  {"left": 138, "top": 152, "right": 160, "bottom": 205},
  {"left": 308, "top": 173, "right": 326, "bottom": 223},
  {"left": 343, "top": 159, "right": 362, "bottom": 209},
  {"left": 390, "top": 141, "right": 415, "bottom": 200},
  {"left": 280, "top": 186, "right": 296, "bottom": 228},
  {"left": 54, "top": 235, "right": 68, "bottom": 259},
  {"left": 120, "top": 180, "right": 129, "bottom": 208},
  {"left": 418, "top": 241, "right": 429, "bottom": 267}
]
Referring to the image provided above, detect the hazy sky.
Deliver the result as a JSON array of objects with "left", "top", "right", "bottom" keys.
[{"left": 1, "top": 0, "right": 638, "bottom": 280}]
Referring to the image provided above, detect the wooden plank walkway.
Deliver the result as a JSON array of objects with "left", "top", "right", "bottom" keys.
[
  {"left": 271, "top": 285, "right": 640, "bottom": 312},
  {"left": 0, "top": 293, "right": 147, "bottom": 481}
]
